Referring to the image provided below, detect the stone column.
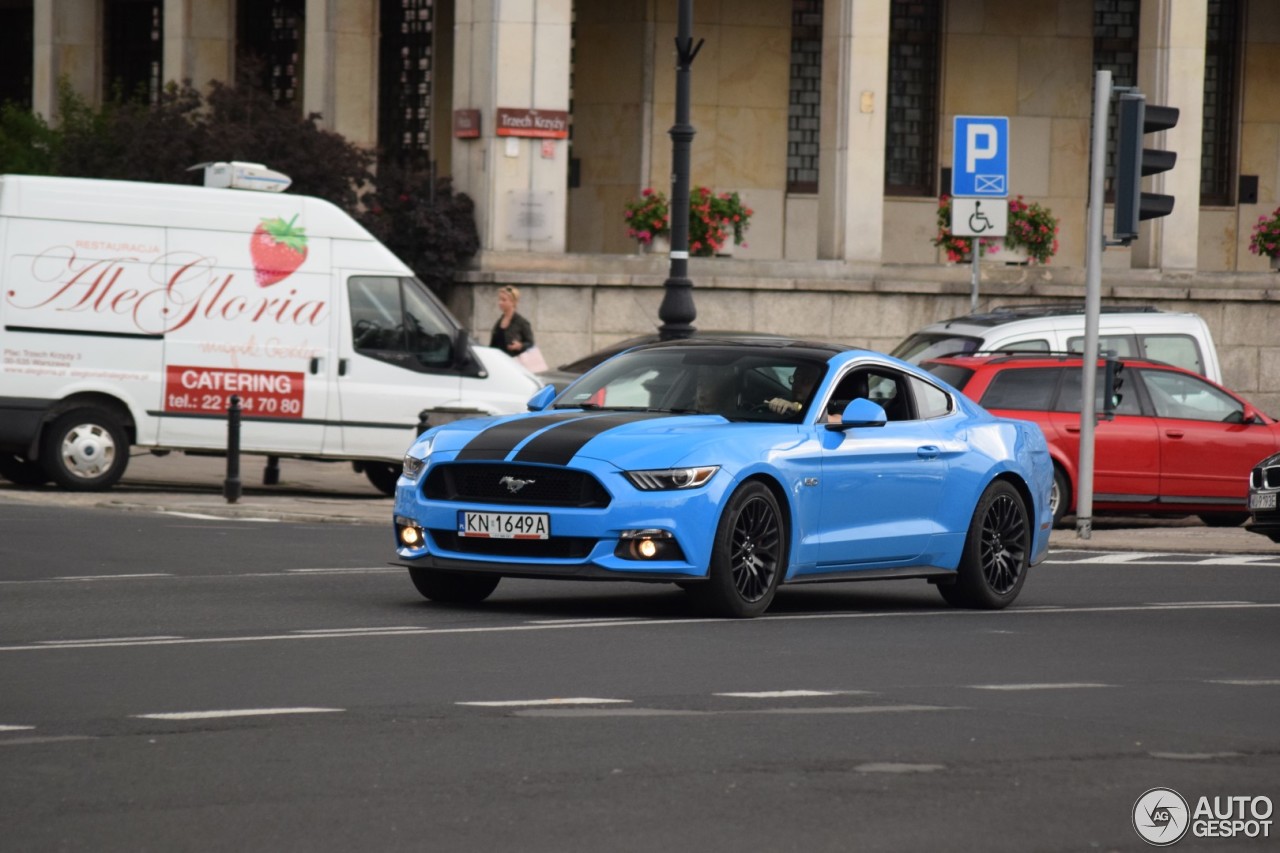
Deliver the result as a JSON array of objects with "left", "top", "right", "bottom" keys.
[
  {"left": 451, "top": 0, "right": 573, "bottom": 253},
  {"left": 32, "top": 0, "right": 102, "bottom": 119},
  {"left": 816, "top": 0, "right": 889, "bottom": 262},
  {"left": 304, "top": 0, "right": 379, "bottom": 150},
  {"left": 162, "top": 0, "right": 234, "bottom": 91},
  {"left": 1133, "top": 0, "right": 1207, "bottom": 270}
]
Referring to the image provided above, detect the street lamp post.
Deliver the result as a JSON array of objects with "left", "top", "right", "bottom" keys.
[{"left": 657, "top": 0, "right": 703, "bottom": 340}]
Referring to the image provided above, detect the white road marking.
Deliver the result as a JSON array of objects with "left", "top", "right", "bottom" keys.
[
  {"left": 715, "top": 690, "right": 845, "bottom": 698},
  {"left": 855, "top": 762, "right": 946, "bottom": 773},
  {"left": 1197, "top": 556, "right": 1280, "bottom": 565},
  {"left": 156, "top": 511, "right": 279, "bottom": 522},
  {"left": 1147, "top": 600, "right": 1253, "bottom": 606},
  {"left": 2, "top": 601, "right": 1277, "bottom": 653},
  {"left": 1059, "top": 553, "right": 1164, "bottom": 563},
  {"left": 458, "top": 698, "right": 632, "bottom": 708},
  {"left": 290, "top": 627, "right": 423, "bottom": 634},
  {"left": 1207, "top": 678, "right": 1280, "bottom": 686},
  {"left": 0, "top": 725, "right": 35, "bottom": 732},
  {"left": 528, "top": 617, "right": 648, "bottom": 625},
  {"left": 53, "top": 573, "right": 172, "bottom": 581},
  {"left": 133, "top": 708, "right": 344, "bottom": 720},
  {"left": 968, "top": 683, "right": 1111, "bottom": 691},
  {"left": 285, "top": 567, "right": 401, "bottom": 574},
  {"left": 37, "top": 636, "right": 184, "bottom": 645},
  {"left": 752, "top": 704, "right": 953, "bottom": 715}
]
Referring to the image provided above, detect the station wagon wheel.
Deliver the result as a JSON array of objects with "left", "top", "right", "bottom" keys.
[
  {"left": 938, "top": 480, "right": 1029, "bottom": 610},
  {"left": 40, "top": 407, "right": 130, "bottom": 491},
  {"left": 691, "top": 481, "right": 785, "bottom": 618},
  {"left": 408, "top": 568, "right": 500, "bottom": 605},
  {"left": 1050, "top": 466, "right": 1070, "bottom": 527}
]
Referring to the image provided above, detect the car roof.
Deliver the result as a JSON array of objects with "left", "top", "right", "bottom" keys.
[
  {"left": 929, "top": 304, "right": 1165, "bottom": 329},
  {"left": 618, "top": 335, "right": 857, "bottom": 361},
  {"left": 555, "top": 330, "right": 835, "bottom": 374},
  {"left": 923, "top": 351, "right": 1190, "bottom": 373}
]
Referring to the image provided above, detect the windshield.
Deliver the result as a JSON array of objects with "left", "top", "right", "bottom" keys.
[
  {"left": 891, "top": 332, "right": 984, "bottom": 363},
  {"left": 552, "top": 348, "right": 830, "bottom": 423}
]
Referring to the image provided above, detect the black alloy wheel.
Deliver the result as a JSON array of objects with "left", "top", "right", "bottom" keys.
[
  {"left": 938, "top": 480, "right": 1030, "bottom": 609},
  {"left": 690, "top": 481, "right": 785, "bottom": 618}
]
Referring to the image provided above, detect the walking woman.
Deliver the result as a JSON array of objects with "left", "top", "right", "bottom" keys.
[{"left": 490, "top": 285, "right": 544, "bottom": 369}]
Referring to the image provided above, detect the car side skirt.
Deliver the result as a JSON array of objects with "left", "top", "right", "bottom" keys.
[{"left": 782, "top": 566, "right": 957, "bottom": 585}]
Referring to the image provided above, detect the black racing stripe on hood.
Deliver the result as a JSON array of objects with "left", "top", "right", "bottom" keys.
[
  {"left": 513, "top": 411, "right": 675, "bottom": 466},
  {"left": 455, "top": 412, "right": 595, "bottom": 460}
]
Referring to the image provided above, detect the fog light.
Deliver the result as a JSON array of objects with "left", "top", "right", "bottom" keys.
[
  {"left": 396, "top": 516, "right": 426, "bottom": 549},
  {"left": 615, "top": 529, "right": 684, "bottom": 562}
]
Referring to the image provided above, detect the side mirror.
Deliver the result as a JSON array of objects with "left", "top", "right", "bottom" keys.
[
  {"left": 527, "top": 384, "right": 557, "bottom": 412},
  {"left": 826, "top": 397, "right": 887, "bottom": 431},
  {"left": 1242, "top": 403, "right": 1261, "bottom": 425},
  {"left": 451, "top": 328, "right": 472, "bottom": 370}
]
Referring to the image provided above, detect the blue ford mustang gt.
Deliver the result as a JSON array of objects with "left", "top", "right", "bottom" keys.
[{"left": 393, "top": 338, "right": 1053, "bottom": 617}]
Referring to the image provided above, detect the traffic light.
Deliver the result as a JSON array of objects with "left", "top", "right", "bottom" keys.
[
  {"left": 1113, "top": 92, "right": 1179, "bottom": 243},
  {"left": 1101, "top": 355, "right": 1124, "bottom": 421}
]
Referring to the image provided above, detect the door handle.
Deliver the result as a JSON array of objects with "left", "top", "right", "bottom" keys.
[
  {"left": 1165, "top": 429, "right": 1184, "bottom": 439},
  {"left": 309, "top": 357, "right": 320, "bottom": 374},
  {"left": 1064, "top": 425, "right": 1080, "bottom": 434},
  {"left": 917, "top": 445, "right": 940, "bottom": 459},
  {"left": 339, "top": 358, "right": 348, "bottom": 377}
]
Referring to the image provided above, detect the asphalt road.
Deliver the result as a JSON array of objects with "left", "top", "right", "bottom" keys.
[{"left": 2, "top": 500, "right": 1278, "bottom": 852}]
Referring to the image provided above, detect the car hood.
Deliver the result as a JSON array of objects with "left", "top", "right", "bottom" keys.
[{"left": 423, "top": 410, "right": 752, "bottom": 470}]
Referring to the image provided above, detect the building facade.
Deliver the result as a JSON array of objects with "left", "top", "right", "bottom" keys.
[{"left": 6, "top": 0, "right": 1279, "bottom": 408}]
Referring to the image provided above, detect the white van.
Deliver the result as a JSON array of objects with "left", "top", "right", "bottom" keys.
[
  {"left": 0, "top": 173, "right": 541, "bottom": 493},
  {"left": 891, "top": 305, "right": 1222, "bottom": 383}
]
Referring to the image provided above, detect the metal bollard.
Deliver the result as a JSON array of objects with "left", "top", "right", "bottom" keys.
[{"left": 224, "top": 395, "right": 242, "bottom": 503}]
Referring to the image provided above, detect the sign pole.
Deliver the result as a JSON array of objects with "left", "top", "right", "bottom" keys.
[
  {"left": 1076, "top": 69, "right": 1112, "bottom": 541},
  {"left": 970, "top": 241, "right": 980, "bottom": 311}
]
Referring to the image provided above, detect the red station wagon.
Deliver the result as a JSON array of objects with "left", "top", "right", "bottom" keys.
[{"left": 923, "top": 353, "right": 1280, "bottom": 526}]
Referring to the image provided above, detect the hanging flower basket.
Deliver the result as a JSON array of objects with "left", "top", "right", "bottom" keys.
[{"left": 623, "top": 186, "right": 752, "bottom": 256}]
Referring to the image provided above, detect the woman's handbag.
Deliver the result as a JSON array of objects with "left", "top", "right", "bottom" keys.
[{"left": 515, "top": 345, "right": 548, "bottom": 373}]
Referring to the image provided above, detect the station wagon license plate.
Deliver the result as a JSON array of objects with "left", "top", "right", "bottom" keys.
[
  {"left": 1250, "top": 492, "right": 1277, "bottom": 510},
  {"left": 458, "top": 511, "right": 550, "bottom": 539}
]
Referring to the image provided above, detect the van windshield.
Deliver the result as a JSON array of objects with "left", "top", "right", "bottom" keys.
[{"left": 891, "top": 333, "right": 983, "bottom": 363}]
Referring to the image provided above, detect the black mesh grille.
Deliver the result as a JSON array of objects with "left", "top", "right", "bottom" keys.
[
  {"left": 431, "top": 531, "right": 595, "bottom": 559},
  {"left": 425, "top": 464, "right": 611, "bottom": 508}
]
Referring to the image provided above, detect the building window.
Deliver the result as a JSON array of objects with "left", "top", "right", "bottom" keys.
[
  {"left": 1201, "top": 0, "right": 1240, "bottom": 206},
  {"left": 379, "top": 0, "right": 435, "bottom": 168},
  {"left": 237, "top": 0, "right": 304, "bottom": 107},
  {"left": 787, "top": 0, "right": 823, "bottom": 194},
  {"left": 0, "top": 2, "right": 33, "bottom": 110},
  {"left": 885, "top": 0, "right": 942, "bottom": 197},
  {"left": 1093, "top": 0, "right": 1140, "bottom": 198},
  {"left": 104, "top": 0, "right": 163, "bottom": 104}
]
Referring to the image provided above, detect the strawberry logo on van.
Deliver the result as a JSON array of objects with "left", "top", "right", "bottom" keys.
[{"left": 250, "top": 214, "right": 308, "bottom": 287}]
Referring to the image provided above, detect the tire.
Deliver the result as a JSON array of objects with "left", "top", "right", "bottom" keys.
[
  {"left": 364, "top": 462, "right": 401, "bottom": 495},
  {"left": 40, "top": 408, "right": 130, "bottom": 491},
  {"left": 1198, "top": 512, "right": 1247, "bottom": 528},
  {"left": 938, "top": 480, "right": 1030, "bottom": 610},
  {"left": 1050, "top": 466, "right": 1070, "bottom": 528},
  {"left": 0, "top": 453, "right": 51, "bottom": 486},
  {"left": 408, "top": 568, "right": 500, "bottom": 604},
  {"left": 689, "top": 481, "right": 785, "bottom": 618}
]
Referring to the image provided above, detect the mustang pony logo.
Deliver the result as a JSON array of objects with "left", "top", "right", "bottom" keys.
[{"left": 499, "top": 475, "right": 535, "bottom": 494}]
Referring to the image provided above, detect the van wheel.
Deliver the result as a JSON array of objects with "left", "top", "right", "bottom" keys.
[
  {"left": 0, "top": 453, "right": 51, "bottom": 486},
  {"left": 40, "top": 408, "right": 130, "bottom": 491},
  {"left": 364, "top": 463, "right": 400, "bottom": 495}
]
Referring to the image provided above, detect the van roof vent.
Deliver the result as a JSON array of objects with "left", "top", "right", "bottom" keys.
[{"left": 190, "top": 161, "right": 292, "bottom": 193}]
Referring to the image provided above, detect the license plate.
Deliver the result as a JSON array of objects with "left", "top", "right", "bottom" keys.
[
  {"left": 458, "top": 510, "right": 550, "bottom": 539},
  {"left": 1249, "top": 492, "right": 1277, "bottom": 510}
]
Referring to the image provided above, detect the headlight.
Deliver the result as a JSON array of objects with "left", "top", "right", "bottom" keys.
[
  {"left": 624, "top": 466, "right": 719, "bottom": 491},
  {"left": 401, "top": 437, "right": 433, "bottom": 478}
]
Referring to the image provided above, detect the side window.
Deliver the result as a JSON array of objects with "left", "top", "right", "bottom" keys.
[
  {"left": 910, "top": 376, "right": 952, "bottom": 419},
  {"left": 978, "top": 367, "right": 1061, "bottom": 411},
  {"left": 1139, "top": 369, "right": 1241, "bottom": 422},
  {"left": 1067, "top": 333, "right": 1137, "bottom": 358},
  {"left": 348, "top": 276, "right": 457, "bottom": 370},
  {"left": 1140, "top": 334, "right": 1204, "bottom": 376},
  {"left": 1054, "top": 367, "right": 1142, "bottom": 416},
  {"left": 826, "top": 369, "right": 914, "bottom": 421},
  {"left": 994, "top": 338, "right": 1050, "bottom": 353}
]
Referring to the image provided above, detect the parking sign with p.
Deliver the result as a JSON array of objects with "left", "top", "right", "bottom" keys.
[{"left": 952, "top": 116, "right": 1009, "bottom": 198}]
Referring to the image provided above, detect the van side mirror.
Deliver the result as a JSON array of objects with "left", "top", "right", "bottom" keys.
[
  {"left": 452, "top": 328, "right": 472, "bottom": 370},
  {"left": 527, "top": 384, "right": 557, "bottom": 412}
]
